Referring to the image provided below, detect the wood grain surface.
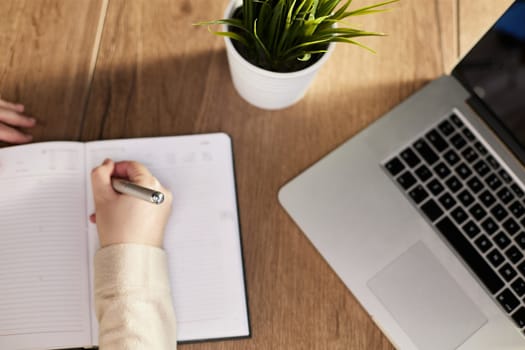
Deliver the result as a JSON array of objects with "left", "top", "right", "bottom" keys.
[
  {"left": 0, "top": 0, "right": 106, "bottom": 142},
  {"left": 458, "top": 0, "right": 514, "bottom": 57},
  {"left": 0, "top": 0, "right": 509, "bottom": 349}
]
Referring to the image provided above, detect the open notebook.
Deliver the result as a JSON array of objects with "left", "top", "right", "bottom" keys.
[{"left": 0, "top": 133, "right": 250, "bottom": 350}]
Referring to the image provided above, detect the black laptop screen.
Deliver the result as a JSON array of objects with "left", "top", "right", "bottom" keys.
[{"left": 452, "top": 1, "right": 525, "bottom": 163}]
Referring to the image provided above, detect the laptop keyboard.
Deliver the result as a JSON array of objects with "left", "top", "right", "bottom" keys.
[{"left": 383, "top": 113, "right": 525, "bottom": 333}]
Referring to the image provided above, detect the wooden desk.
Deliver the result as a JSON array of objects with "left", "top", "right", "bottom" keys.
[{"left": 0, "top": 0, "right": 512, "bottom": 348}]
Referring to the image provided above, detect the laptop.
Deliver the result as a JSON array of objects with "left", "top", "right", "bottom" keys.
[{"left": 278, "top": 2, "right": 525, "bottom": 349}]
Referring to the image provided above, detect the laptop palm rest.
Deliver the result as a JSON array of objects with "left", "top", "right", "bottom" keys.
[{"left": 367, "top": 242, "right": 487, "bottom": 350}]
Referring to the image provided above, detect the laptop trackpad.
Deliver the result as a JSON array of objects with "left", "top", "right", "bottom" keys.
[{"left": 367, "top": 242, "right": 487, "bottom": 350}]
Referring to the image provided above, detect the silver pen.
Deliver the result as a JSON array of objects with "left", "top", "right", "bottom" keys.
[{"left": 111, "top": 178, "right": 165, "bottom": 205}]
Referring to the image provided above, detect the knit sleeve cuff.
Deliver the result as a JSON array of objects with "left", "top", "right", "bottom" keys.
[{"left": 94, "top": 243, "right": 170, "bottom": 293}]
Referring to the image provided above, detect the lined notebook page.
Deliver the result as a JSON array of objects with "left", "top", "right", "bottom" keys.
[
  {"left": 0, "top": 142, "right": 92, "bottom": 350},
  {"left": 85, "top": 133, "right": 249, "bottom": 342}
]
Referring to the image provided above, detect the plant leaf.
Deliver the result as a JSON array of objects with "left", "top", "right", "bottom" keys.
[
  {"left": 267, "top": 0, "right": 286, "bottom": 52},
  {"left": 285, "top": 0, "right": 297, "bottom": 30},
  {"left": 338, "top": 0, "right": 398, "bottom": 19},
  {"left": 331, "top": 37, "right": 377, "bottom": 53},
  {"left": 210, "top": 30, "right": 250, "bottom": 48},
  {"left": 318, "top": 0, "right": 344, "bottom": 16},
  {"left": 194, "top": 18, "right": 251, "bottom": 35},
  {"left": 332, "top": 0, "right": 352, "bottom": 18},
  {"left": 244, "top": 0, "right": 254, "bottom": 32},
  {"left": 317, "top": 27, "right": 385, "bottom": 37},
  {"left": 197, "top": 0, "right": 397, "bottom": 71},
  {"left": 297, "top": 53, "right": 311, "bottom": 61},
  {"left": 282, "top": 36, "right": 334, "bottom": 56},
  {"left": 253, "top": 19, "right": 272, "bottom": 61}
]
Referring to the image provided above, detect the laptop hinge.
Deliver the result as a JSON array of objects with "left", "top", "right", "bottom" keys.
[{"left": 467, "top": 95, "right": 525, "bottom": 167}]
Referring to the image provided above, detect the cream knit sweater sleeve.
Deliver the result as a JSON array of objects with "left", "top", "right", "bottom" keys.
[{"left": 94, "top": 244, "right": 177, "bottom": 349}]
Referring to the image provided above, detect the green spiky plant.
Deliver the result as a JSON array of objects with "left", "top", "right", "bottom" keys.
[{"left": 197, "top": 0, "right": 397, "bottom": 72}]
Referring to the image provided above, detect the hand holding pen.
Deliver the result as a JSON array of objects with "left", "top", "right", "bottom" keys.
[
  {"left": 111, "top": 178, "right": 165, "bottom": 205},
  {"left": 90, "top": 159, "right": 173, "bottom": 248}
]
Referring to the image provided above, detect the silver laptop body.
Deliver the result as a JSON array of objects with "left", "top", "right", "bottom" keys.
[{"left": 279, "top": 2, "right": 525, "bottom": 349}]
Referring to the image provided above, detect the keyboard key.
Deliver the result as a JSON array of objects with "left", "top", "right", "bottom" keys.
[
  {"left": 485, "top": 173, "right": 502, "bottom": 191},
  {"left": 458, "top": 190, "right": 475, "bottom": 207},
  {"left": 479, "top": 190, "right": 496, "bottom": 208},
  {"left": 435, "top": 217, "right": 504, "bottom": 294},
  {"left": 467, "top": 177, "right": 484, "bottom": 194},
  {"left": 420, "top": 199, "right": 444, "bottom": 222},
  {"left": 496, "top": 187, "right": 515, "bottom": 204},
  {"left": 451, "top": 207, "right": 468, "bottom": 224},
  {"left": 450, "top": 114, "right": 464, "bottom": 127},
  {"left": 487, "top": 249, "right": 505, "bottom": 268},
  {"left": 511, "top": 307, "right": 525, "bottom": 328},
  {"left": 397, "top": 171, "right": 417, "bottom": 190},
  {"left": 438, "top": 120, "right": 455, "bottom": 136},
  {"left": 443, "top": 149, "right": 460, "bottom": 166},
  {"left": 474, "top": 141, "right": 488, "bottom": 155},
  {"left": 455, "top": 163, "right": 472, "bottom": 180},
  {"left": 496, "top": 289, "right": 520, "bottom": 313},
  {"left": 494, "top": 232, "right": 511, "bottom": 249},
  {"left": 505, "top": 246, "right": 524, "bottom": 264},
  {"left": 511, "top": 183, "right": 524, "bottom": 198},
  {"left": 509, "top": 201, "right": 525, "bottom": 219},
  {"left": 414, "top": 139, "right": 439, "bottom": 165},
  {"left": 427, "top": 179, "right": 445, "bottom": 196},
  {"left": 414, "top": 164, "right": 432, "bottom": 182},
  {"left": 486, "top": 155, "right": 500, "bottom": 170},
  {"left": 469, "top": 204, "right": 487, "bottom": 221},
  {"left": 481, "top": 217, "right": 498, "bottom": 235},
  {"left": 499, "top": 263, "right": 518, "bottom": 282},
  {"left": 409, "top": 185, "right": 429, "bottom": 204},
  {"left": 511, "top": 278, "right": 525, "bottom": 297},
  {"left": 385, "top": 157, "right": 405, "bottom": 176},
  {"left": 462, "top": 220, "right": 481, "bottom": 238},
  {"left": 461, "top": 147, "right": 479, "bottom": 163},
  {"left": 445, "top": 176, "right": 463, "bottom": 193},
  {"left": 475, "top": 234, "right": 493, "bottom": 253},
  {"left": 498, "top": 169, "right": 512, "bottom": 183},
  {"left": 438, "top": 192, "right": 456, "bottom": 210},
  {"left": 426, "top": 129, "right": 448, "bottom": 152},
  {"left": 502, "top": 218, "right": 520, "bottom": 236},
  {"left": 400, "top": 148, "right": 421, "bottom": 168},
  {"left": 450, "top": 133, "right": 467, "bottom": 150},
  {"left": 473, "top": 160, "right": 490, "bottom": 177},
  {"left": 490, "top": 204, "right": 508, "bottom": 222},
  {"left": 518, "top": 261, "right": 525, "bottom": 277},
  {"left": 515, "top": 232, "right": 525, "bottom": 250},
  {"left": 433, "top": 162, "right": 451, "bottom": 179},
  {"left": 462, "top": 128, "right": 476, "bottom": 142}
]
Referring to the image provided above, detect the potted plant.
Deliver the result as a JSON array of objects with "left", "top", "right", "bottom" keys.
[{"left": 198, "top": 0, "right": 397, "bottom": 110}]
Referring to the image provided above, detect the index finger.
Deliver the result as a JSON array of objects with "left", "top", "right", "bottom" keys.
[
  {"left": 112, "top": 161, "right": 159, "bottom": 188},
  {"left": 91, "top": 158, "right": 118, "bottom": 201}
]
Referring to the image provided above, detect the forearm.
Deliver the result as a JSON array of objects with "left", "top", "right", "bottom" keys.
[{"left": 94, "top": 244, "right": 177, "bottom": 350}]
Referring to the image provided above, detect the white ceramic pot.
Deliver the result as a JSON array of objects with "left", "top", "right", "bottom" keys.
[{"left": 223, "top": 0, "right": 335, "bottom": 110}]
